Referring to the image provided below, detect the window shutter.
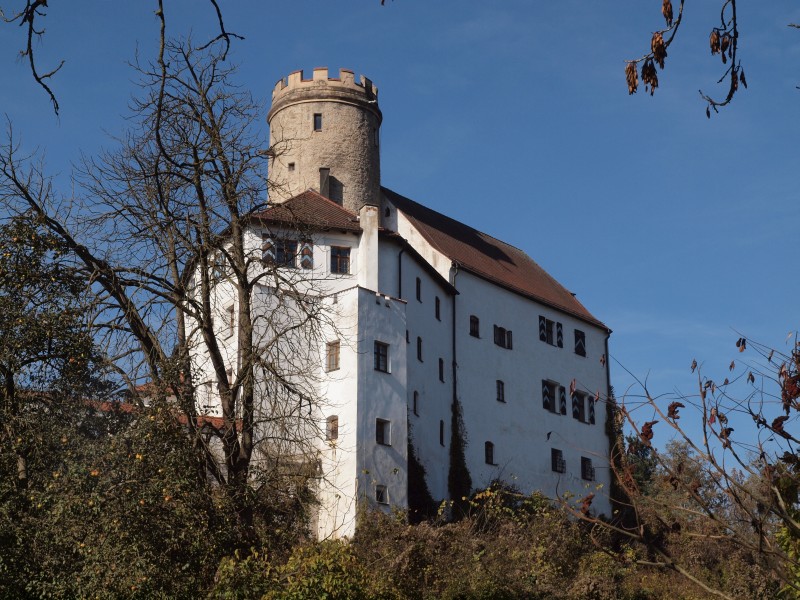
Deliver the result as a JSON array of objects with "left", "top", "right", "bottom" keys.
[
  {"left": 539, "top": 316, "right": 546, "bottom": 342},
  {"left": 542, "top": 380, "right": 551, "bottom": 411},
  {"left": 588, "top": 395, "right": 596, "bottom": 424},
  {"left": 506, "top": 330, "right": 513, "bottom": 349},
  {"left": 556, "top": 323, "right": 563, "bottom": 348},
  {"left": 559, "top": 386, "right": 567, "bottom": 415},
  {"left": 572, "top": 392, "right": 580, "bottom": 419},
  {"left": 262, "top": 236, "right": 275, "bottom": 264},
  {"left": 299, "top": 241, "right": 313, "bottom": 269}
]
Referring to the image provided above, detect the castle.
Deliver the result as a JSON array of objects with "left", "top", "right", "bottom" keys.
[{"left": 196, "top": 68, "right": 612, "bottom": 538}]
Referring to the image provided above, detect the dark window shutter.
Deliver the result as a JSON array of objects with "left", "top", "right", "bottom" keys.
[
  {"left": 572, "top": 392, "right": 580, "bottom": 419},
  {"left": 300, "top": 241, "right": 313, "bottom": 269},
  {"left": 542, "top": 381, "right": 551, "bottom": 411},
  {"left": 589, "top": 396, "right": 596, "bottom": 424},
  {"left": 556, "top": 323, "right": 563, "bottom": 348},
  {"left": 539, "top": 316, "right": 546, "bottom": 342},
  {"left": 262, "top": 236, "right": 275, "bottom": 264},
  {"left": 506, "top": 330, "right": 513, "bottom": 349},
  {"left": 559, "top": 386, "right": 567, "bottom": 415}
]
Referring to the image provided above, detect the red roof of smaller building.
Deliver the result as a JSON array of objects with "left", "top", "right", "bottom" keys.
[
  {"left": 252, "top": 190, "right": 362, "bottom": 233},
  {"left": 382, "top": 187, "right": 608, "bottom": 331}
]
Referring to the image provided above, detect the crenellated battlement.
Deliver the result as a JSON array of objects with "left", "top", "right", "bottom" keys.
[{"left": 271, "top": 68, "right": 378, "bottom": 107}]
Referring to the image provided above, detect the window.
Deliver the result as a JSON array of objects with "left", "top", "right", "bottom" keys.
[
  {"left": 374, "top": 127, "right": 379, "bottom": 147},
  {"left": 581, "top": 457, "right": 595, "bottom": 481},
  {"left": 417, "top": 337, "right": 423, "bottom": 362},
  {"left": 574, "top": 329, "right": 586, "bottom": 357},
  {"left": 493, "top": 325, "right": 512, "bottom": 349},
  {"left": 435, "top": 296, "right": 441, "bottom": 320},
  {"left": 485, "top": 441, "right": 495, "bottom": 465},
  {"left": 438, "top": 358, "right": 445, "bottom": 382},
  {"left": 469, "top": 315, "right": 480, "bottom": 338},
  {"left": 406, "top": 330, "right": 410, "bottom": 344},
  {"left": 226, "top": 368, "right": 234, "bottom": 386},
  {"left": 572, "top": 391, "right": 587, "bottom": 423},
  {"left": 263, "top": 237, "right": 299, "bottom": 268},
  {"left": 376, "top": 418, "right": 391, "bottom": 446},
  {"left": 415, "top": 277, "right": 422, "bottom": 302},
  {"left": 330, "top": 246, "right": 350, "bottom": 274},
  {"left": 496, "top": 380, "right": 505, "bottom": 403},
  {"left": 326, "top": 415, "right": 339, "bottom": 441},
  {"left": 413, "top": 391, "right": 419, "bottom": 416},
  {"left": 542, "top": 380, "right": 566, "bottom": 414},
  {"left": 439, "top": 420, "right": 445, "bottom": 446},
  {"left": 288, "top": 162, "right": 295, "bottom": 172},
  {"left": 551, "top": 449, "right": 566, "bottom": 473},
  {"left": 313, "top": 113, "right": 322, "bottom": 131},
  {"left": 225, "top": 305, "right": 235, "bottom": 338},
  {"left": 375, "top": 484, "right": 388, "bottom": 504},
  {"left": 374, "top": 341, "right": 389, "bottom": 373},
  {"left": 326, "top": 341, "right": 340, "bottom": 372},
  {"left": 539, "top": 317, "right": 563, "bottom": 347}
]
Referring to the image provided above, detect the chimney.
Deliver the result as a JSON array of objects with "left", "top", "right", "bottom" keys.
[
  {"left": 358, "top": 204, "right": 379, "bottom": 292},
  {"left": 319, "top": 167, "right": 330, "bottom": 198}
]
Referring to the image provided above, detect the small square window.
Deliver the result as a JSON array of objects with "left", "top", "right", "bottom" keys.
[
  {"left": 288, "top": 162, "right": 295, "bottom": 172},
  {"left": 313, "top": 113, "right": 322, "bottom": 131},
  {"left": 438, "top": 358, "right": 445, "bottom": 382},
  {"left": 374, "top": 341, "right": 389, "bottom": 373},
  {"left": 326, "top": 341, "right": 340, "bottom": 372},
  {"left": 485, "top": 441, "right": 495, "bottom": 465},
  {"left": 581, "top": 457, "right": 595, "bottom": 481},
  {"left": 375, "top": 484, "right": 388, "bottom": 504},
  {"left": 330, "top": 246, "right": 350, "bottom": 274},
  {"left": 326, "top": 415, "right": 339, "bottom": 441},
  {"left": 496, "top": 380, "right": 505, "bottom": 403},
  {"left": 551, "top": 448, "right": 566, "bottom": 473},
  {"left": 435, "top": 296, "right": 441, "bottom": 320},
  {"left": 469, "top": 315, "right": 480, "bottom": 338},
  {"left": 376, "top": 418, "right": 391, "bottom": 446}
]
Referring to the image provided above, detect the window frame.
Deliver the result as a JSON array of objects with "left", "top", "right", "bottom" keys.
[
  {"left": 484, "top": 441, "right": 496, "bottom": 465},
  {"left": 551, "top": 448, "right": 566, "bottom": 473},
  {"left": 376, "top": 418, "right": 391, "bottom": 446},
  {"left": 496, "top": 379, "right": 505, "bottom": 403},
  {"left": 326, "top": 415, "right": 339, "bottom": 441},
  {"left": 325, "top": 340, "right": 341, "bottom": 372},
  {"left": 375, "top": 484, "right": 388, "bottom": 504},
  {"left": 313, "top": 113, "right": 322, "bottom": 131},
  {"left": 469, "top": 315, "right": 480, "bottom": 338},
  {"left": 581, "top": 457, "right": 595, "bottom": 481},
  {"left": 374, "top": 341, "right": 389, "bottom": 373},
  {"left": 330, "top": 246, "right": 351, "bottom": 274},
  {"left": 574, "top": 329, "right": 587, "bottom": 357}
]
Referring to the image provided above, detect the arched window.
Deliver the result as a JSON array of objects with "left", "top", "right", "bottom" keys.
[{"left": 485, "top": 441, "right": 495, "bottom": 465}]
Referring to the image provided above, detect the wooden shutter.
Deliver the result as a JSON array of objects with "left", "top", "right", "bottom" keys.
[
  {"left": 262, "top": 236, "right": 275, "bottom": 264},
  {"left": 539, "top": 316, "right": 547, "bottom": 342},
  {"left": 559, "top": 386, "right": 567, "bottom": 415},
  {"left": 556, "top": 322, "right": 563, "bottom": 348},
  {"left": 542, "top": 380, "right": 551, "bottom": 411},
  {"left": 299, "top": 241, "right": 313, "bottom": 269}
]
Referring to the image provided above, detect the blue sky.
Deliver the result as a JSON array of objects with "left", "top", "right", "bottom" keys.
[{"left": 1, "top": 1, "right": 798, "bottom": 446}]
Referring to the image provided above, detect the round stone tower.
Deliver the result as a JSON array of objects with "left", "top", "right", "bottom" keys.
[{"left": 267, "top": 68, "right": 382, "bottom": 213}]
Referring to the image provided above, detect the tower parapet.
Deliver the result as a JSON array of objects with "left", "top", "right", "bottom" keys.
[{"left": 268, "top": 68, "right": 382, "bottom": 212}]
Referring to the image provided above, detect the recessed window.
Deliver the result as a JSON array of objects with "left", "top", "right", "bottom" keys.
[
  {"left": 435, "top": 296, "right": 441, "bottom": 320},
  {"left": 469, "top": 315, "right": 480, "bottom": 338},
  {"left": 581, "top": 457, "right": 595, "bottom": 481},
  {"left": 417, "top": 337, "right": 423, "bottom": 362},
  {"left": 326, "top": 341, "right": 340, "bottom": 372},
  {"left": 496, "top": 380, "right": 505, "bottom": 403},
  {"left": 493, "top": 325, "right": 512, "bottom": 349},
  {"left": 542, "top": 380, "right": 565, "bottom": 415},
  {"left": 313, "top": 113, "right": 322, "bottom": 131},
  {"left": 439, "top": 420, "right": 445, "bottom": 446},
  {"left": 376, "top": 418, "right": 391, "bottom": 446},
  {"left": 288, "top": 162, "right": 295, "bottom": 172},
  {"left": 225, "top": 305, "right": 235, "bottom": 338},
  {"left": 415, "top": 277, "right": 422, "bottom": 302},
  {"left": 551, "top": 448, "right": 566, "bottom": 473},
  {"left": 326, "top": 415, "right": 339, "bottom": 441},
  {"left": 375, "top": 484, "right": 388, "bottom": 504},
  {"left": 413, "top": 391, "right": 419, "bottom": 416},
  {"left": 374, "top": 341, "right": 389, "bottom": 373},
  {"left": 485, "top": 441, "right": 495, "bottom": 465},
  {"left": 574, "top": 330, "right": 586, "bottom": 357},
  {"left": 438, "top": 358, "right": 445, "bottom": 382},
  {"left": 330, "top": 246, "right": 350, "bottom": 274},
  {"left": 539, "top": 316, "right": 563, "bottom": 348}
]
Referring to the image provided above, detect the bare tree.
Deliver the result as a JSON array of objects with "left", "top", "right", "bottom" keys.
[{"left": 0, "top": 38, "right": 337, "bottom": 528}]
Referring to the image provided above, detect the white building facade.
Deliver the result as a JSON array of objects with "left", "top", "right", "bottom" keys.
[{"left": 196, "top": 68, "right": 613, "bottom": 539}]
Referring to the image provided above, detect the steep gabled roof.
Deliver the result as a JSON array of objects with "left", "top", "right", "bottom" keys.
[
  {"left": 382, "top": 187, "right": 608, "bottom": 331},
  {"left": 252, "top": 189, "right": 362, "bottom": 232}
]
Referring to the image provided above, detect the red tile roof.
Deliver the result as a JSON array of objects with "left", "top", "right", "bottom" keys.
[
  {"left": 382, "top": 187, "right": 608, "bottom": 331},
  {"left": 252, "top": 190, "right": 362, "bottom": 232}
]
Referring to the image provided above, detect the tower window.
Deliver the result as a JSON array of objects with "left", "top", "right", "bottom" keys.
[
  {"left": 326, "top": 415, "right": 339, "bottom": 441},
  {"left": 485, "top": 441, "right": 496, "bottom": 465},
  {"left": 376, "top": 418, "right": 391, "bottom": 446},
  {"left": 313, "top": 113, "right": 322, "bottom": 131},
  {"left": 496, "top": 380, "right": 505, "bottom": 403},
  {"left": 374, "top": 341, "right": 389, "bottom": 373},
  {"left": 288, "top": 162, "right": 295, "bottom": 172},
  {"left": 469, "top": 315, "right": 480, "bottom": 338}
]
